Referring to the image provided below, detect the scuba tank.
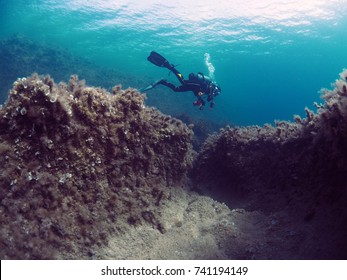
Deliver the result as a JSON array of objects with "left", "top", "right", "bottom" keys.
[
  {"left": 189, "top": 72, "right": 210, "bottom": 84},
  {"left": 189, "top": 72, "right": 215, "bottom": 94}
]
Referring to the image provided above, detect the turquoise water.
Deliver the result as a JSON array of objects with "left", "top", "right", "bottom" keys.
[{"left": 1, "top": 0, "right": 347, "bottom": 125}]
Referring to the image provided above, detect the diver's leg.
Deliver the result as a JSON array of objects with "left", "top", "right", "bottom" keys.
[
  {"left": 148, "top": 52, "right": 185, "bottom": 84},
  {"left": 158, "top": 80, "right": 188, "bottom": 92},
  {"left": 170, "top": 67, "right": 185, "bottom": 85}
]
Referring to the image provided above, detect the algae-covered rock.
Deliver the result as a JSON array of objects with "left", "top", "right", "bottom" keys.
[
  {"left": 193, "top": 70, "right": 347, "bottom": 194},
  {"left": 191, "top": 70, "right": 347, "bottom": 259},
  {"left": 0, "top": 74, "right": 193, "bottom": 259}
]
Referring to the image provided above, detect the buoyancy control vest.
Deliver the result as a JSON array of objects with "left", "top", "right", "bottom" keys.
[{"left": 188, "top": 72, "right": 220, "bottom": 98}]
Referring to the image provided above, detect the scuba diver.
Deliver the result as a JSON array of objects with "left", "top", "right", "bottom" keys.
[{"left": 141, "top": 51, "right": 221, "bottom": 110}]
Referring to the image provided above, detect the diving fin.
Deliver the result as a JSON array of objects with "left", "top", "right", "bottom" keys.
[
  {"left": 147, "top": 51, "right": 173, "bottom": 70},
  {"left": 139, "top": 84, "right": 156, "bottom": 92},
  {"left": 139, "top": 80, "right": 162, "bottom": 92}
]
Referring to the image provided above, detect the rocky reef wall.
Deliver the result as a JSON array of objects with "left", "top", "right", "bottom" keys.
[
  {"left": 194, "top": 70, "right": 347, "bottom": 197},
  {"left": 192, "top": 70, "right": 347, "bottom": 258},
  {"left": 0, "top": 74, "right": 193, "bottom": 259}
]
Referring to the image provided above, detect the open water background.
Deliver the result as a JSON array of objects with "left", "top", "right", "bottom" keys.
[{"left": 1, "top": 0, "right": 347, "bottom": 125}]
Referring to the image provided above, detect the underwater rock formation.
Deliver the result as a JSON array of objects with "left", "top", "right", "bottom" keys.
[
  {"left": 2, "top": 70, "right": 347, "bottom": 260},
  {"left": 192, "top": 70, "right": 347, "bottom": 258},
  {"left": 194, "top": 70, "right": 347, "bottom": 198},
  {"left": 0, "top": 74, "right": 193, "bottom": 259}
]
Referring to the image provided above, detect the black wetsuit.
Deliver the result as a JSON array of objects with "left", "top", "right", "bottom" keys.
[
  {"left": 158, "top": 67, "right": 220, "bottom": 109},
  {"left": 145, "top": 51, "right": 220, "bottom": 109}
]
